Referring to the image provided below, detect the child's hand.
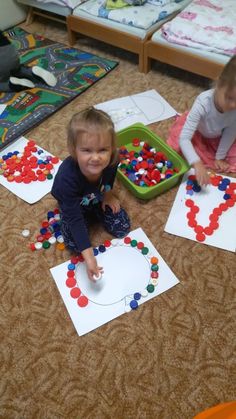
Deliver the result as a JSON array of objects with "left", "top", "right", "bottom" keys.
[
  {"left": 102, "top": 191, "right": 120, "bottom": 213},
  {"left": 193, "top": 161, "right": 210, "bottom": 186},
  {"left": 214, "top": 159, "right": 229, "bottom": 172},
  {"left": 82, "top": 248, "right": 104, "bottom": 281},
  {"left": 86, "top": 258, "right": 103, "bottom": 282}
]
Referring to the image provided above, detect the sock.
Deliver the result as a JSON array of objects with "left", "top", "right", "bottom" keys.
[
  {"left": 32, "top": 66, "right": 57, "bottom": 87},
  {"left": 9, "top": 76, "right": 35, "bottom": 91}
]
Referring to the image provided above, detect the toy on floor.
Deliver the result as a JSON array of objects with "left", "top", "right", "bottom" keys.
[
  {"left": 185, "top": 174, "right": 236, "bottom": 242},
  {"left": 93, "top": 272, "right": 103, "bottom": 281},
  {"left": 0, "top": 137, "right": 61, "bottom": 204},
  {"left": 119, "top": 138, "right": 179, "bottom": 187},
  {"left": 50, "top": 227, "right": 180, "bottom": 336},
  {"left": 22, "top": 229, "right": 30, "bottom": 238},
  {"left": 0, "top": 140, "right": 59, "bottom": 184},
  {"left": 64, "top": 235, "right": 160, "bottom": 309},
  {"left": 116, "top": 123, "right": 189, "bottom": 200},
  {"left": 28, "top": 209, "right": 65, "bottom": 251},
  {"left": 165, "top": 170, "right": 236, "bottom": 252}
]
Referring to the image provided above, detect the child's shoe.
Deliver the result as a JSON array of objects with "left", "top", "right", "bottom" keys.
[{"left": 32, "top": 65, "right": 57, "bottom": 87}]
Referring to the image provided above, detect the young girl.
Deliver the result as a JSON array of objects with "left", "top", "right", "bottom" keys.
[
  {"left": 167, "top": 55, "right": 236, "bottom": 186},
  {"left": 52, "top": 107, "right": 130, "bottom": 281}
]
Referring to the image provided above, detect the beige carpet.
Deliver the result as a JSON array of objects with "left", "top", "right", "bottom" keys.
[{"left": 1, "top": 17, "right": 235, "bottom": 419}]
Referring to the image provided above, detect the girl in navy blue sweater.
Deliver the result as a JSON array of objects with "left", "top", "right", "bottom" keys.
[{"left": 52, "top": 107, "right": 130, "bottom": 281}]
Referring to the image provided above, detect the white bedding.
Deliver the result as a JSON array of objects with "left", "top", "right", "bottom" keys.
[
  {"left": 35, "top": 0, "right": 84, "bottom": 8},
  {"left": 161, "top": 0, "right": 236, "bottom": 56},
  {"left": 152, "top": 29, "right": 229, "bottom": 65},
  {"left": 77, "top": 0, "right": 189, "bottom": 30}
]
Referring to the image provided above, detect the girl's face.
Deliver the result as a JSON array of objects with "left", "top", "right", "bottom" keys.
[
  {"left": 75, "top": 130, "right": 112, "bottom": 181},
  {"left": 215, "top": 85, "right": 236, "bottom": 113}
]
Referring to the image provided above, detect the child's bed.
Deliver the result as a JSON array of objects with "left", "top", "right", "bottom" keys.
[
  {"left": 67, "top": 0, "right": 192, "bottom": 72},
  {"left": 17, "top": 0, "right": 81, "bottom": 24},
  {"left": 143, "top": 0, "right": 235, "bottom": 79}
]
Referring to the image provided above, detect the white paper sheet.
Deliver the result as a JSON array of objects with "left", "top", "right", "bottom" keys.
[
  {"left": 0, "top": 104, "right": 7, "bottom": 117},
  {"left": 50, "top": 227, "right": 180, "bottom": 336},
  {"left": 95, "top": 89, "right": 177, "bottom": 131},
  {"left": 0, "top": 137, "right": 62, "bottom": 204},
  {"left": 165, "top": 170, "right": 236, "bottom": 252}
]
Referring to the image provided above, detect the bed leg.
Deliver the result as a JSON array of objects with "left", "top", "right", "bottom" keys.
[
  {"left": 138, "top": 44, "right": 145, "bottom": 72},
  {"left": 67, "top": 28, "right": 77, "bottom": 46},
  {"left": 138, "top": 57, "right": 144, "bottom": 73},
  {"left": 25, "top": 7, "right": 34, "bottom": 25},
  {"left": 143, "top": 56, "right": 151, "bottom": 74}
]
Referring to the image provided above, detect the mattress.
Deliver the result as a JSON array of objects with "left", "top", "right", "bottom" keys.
[
  {"left": 17, "top": 0, "right": 72, "bottom": 16},
  {"left": 72, "top": 0, "right": 191, "bottom": 38},
  {"left": 160, "top": 0, "right": 236, "bottom": 57},
  {"left": 151, "top": 29, "right": 230, "bottom": 65}
]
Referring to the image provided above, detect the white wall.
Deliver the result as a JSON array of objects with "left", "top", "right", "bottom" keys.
[{"left": 0, "top": 0, "right": 27, "bottom": 30}]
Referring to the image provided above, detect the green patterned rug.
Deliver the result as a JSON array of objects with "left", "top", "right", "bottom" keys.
[{"left": 0, "top": 27, "right": 118, "bottom": 150}]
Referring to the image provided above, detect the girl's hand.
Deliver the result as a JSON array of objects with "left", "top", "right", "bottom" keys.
[
  {"left": 214, "top": 159, "right": 229, "bottom": 172},
  {"left": 86, "top": 256, "right": 103, "bottom": 282},
  {"left": 193, "top": 161, "right": 210, "bottom": 186},
  {"left": 82, "top": 248, "right": 104, "bottom": 281},
  {"left": 102, "top": 191, "right": 120, "bottom": 213}
]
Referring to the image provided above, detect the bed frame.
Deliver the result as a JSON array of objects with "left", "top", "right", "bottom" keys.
[
  {"left": 66, "top": 0, "right": 191, "bottom": 73},
  {"left": 143, "top": 38, "right": 225, "bottom": 79},
  {"left": 17, "top": 0, "right": 71, "bottom": 25},
  {"left": 67, "top": 15, "right": 152, "bottom": 73},
  {"left": 26, "top": 7, "right": 67, "bottom": 24}
]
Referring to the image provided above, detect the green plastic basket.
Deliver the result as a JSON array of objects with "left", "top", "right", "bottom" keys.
[{"left": 117, "top": 123, "right": 189, "bottom": 200}]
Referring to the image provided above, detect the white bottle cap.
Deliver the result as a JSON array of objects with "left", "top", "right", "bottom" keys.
[{"left": 93, "top": 272, "right": 102, "bottom": 281}]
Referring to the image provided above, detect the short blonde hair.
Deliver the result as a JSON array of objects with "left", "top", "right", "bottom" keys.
[{"left": 67, "top": 107, "right": 118, "bottom": 166}]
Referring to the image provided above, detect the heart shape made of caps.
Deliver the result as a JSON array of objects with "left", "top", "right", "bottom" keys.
[{"left": 185, "top": 174, "right": 236, "bottom": 242}]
